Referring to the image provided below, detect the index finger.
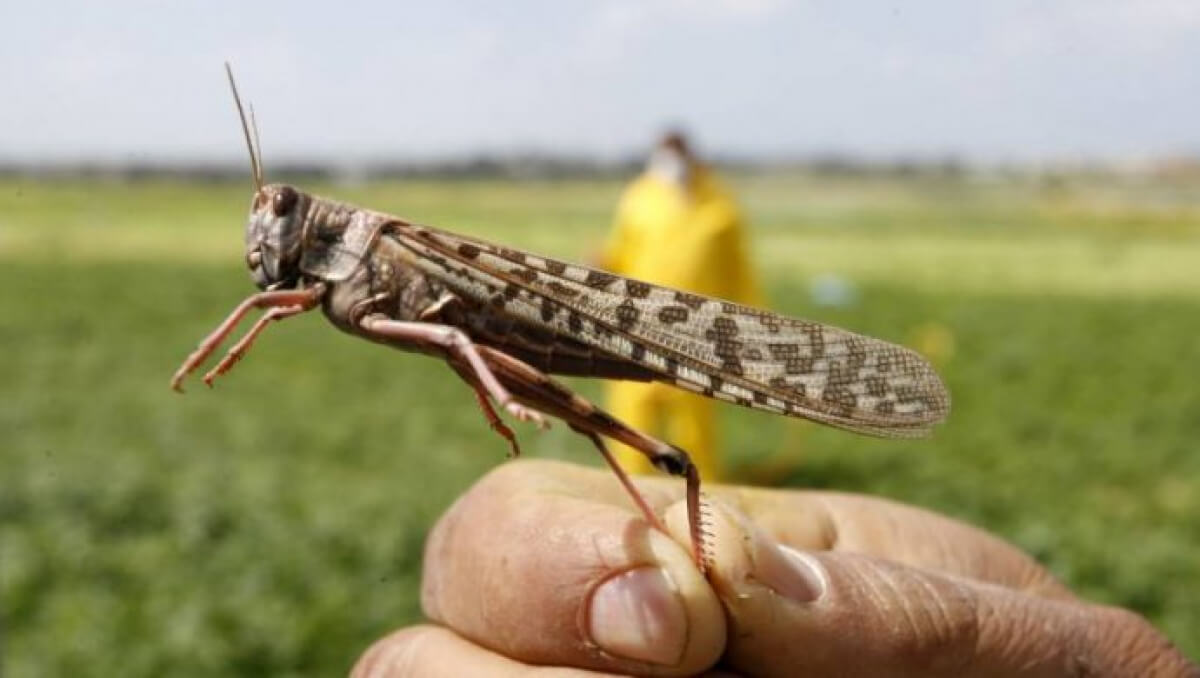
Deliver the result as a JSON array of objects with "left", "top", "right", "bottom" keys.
[{"left": 708, "top": 485, "right": 1072, "bottom": 599}]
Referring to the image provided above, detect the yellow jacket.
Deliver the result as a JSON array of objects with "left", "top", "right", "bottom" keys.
[
  {"left": 601, "top": 168, "right": 762, "bottom": 307},
  {"left": 601, "top": 166, "right": 762, "bottom": 482}
]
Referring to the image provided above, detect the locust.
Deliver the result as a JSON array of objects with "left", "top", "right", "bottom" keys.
[{"left": 171, "top": 66, "right": 950, "bottom": 572}]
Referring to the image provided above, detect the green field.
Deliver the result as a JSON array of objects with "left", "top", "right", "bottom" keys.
[{"left": 3, "top": 173, "right": 1199, "bottom": 675}]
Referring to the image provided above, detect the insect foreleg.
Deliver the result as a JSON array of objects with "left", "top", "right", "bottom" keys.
[
  {"left": 202, "top": 302, "right": 313, "bottom": 386},
  {"left": 356, "top": 315, "right": 548, "bottom": 430},
  {"left": 471, "top": 346, "right": 711, "bottom": 573},
  {"left": 171, "top": 284, "right": 326, "bottom": 392}
]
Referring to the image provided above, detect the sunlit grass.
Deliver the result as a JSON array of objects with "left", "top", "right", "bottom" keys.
[
  {"left": 3, "top": 174, "right": 1198, "bottom": 675},
  {"left": 4, "top": 175, "right": 1197, "bottom": 298}
]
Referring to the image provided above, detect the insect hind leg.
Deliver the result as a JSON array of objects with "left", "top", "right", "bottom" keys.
[
  {"left": 471, "top": 385, "right": 521, "bottom": 458},
  {"left": 570, "top": 425, "right": 667, "bottom": 533},
  {"left": 472, "top": 345, "right": 712, "bottom": 573},
  {"left": 578, "top": 414, "right": 711, "bottom": 573},
  {"left": 356, "top": 315, "right": 548, "bottom": 431}
]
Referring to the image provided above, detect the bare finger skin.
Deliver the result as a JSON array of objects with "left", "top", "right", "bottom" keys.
[
  {"left": 663, "top": 501, "right": 1198, "bottom": 678},
  {"left": 351, "top": 625, "right": 633, "bottom": 678},
  {"left": 712, "top": 485, "right": 1074, "bottom": 599},
  {"left": 420, "top": 462, "right": 725, "bottom": 676},
  {"left": 403, "top": 461, "right": 1193, "bottom": 677},
  {"left": 351, "top": 626, "right": 747, "bottom": 678},
  {"left": 470, "top": 460, "right": 1069, "bottom": 596}
]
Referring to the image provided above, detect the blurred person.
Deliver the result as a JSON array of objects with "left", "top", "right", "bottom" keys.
[
  {"left": 596, "top": 131, "right": 763, "bottom": 482},
  {"left": 353, "top": 460, "right": 1198, "bottom": 677}
]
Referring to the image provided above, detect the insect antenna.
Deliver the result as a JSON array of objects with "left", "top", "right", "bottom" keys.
[
  {"left": 248, "top": 103, "right": 265, "bottom": 188},
  {"left": 223, "top": 62, "right": 263, "bottom": 192}
]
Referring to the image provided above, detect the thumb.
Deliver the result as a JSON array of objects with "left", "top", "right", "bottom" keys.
[{"left": 665, "top": 500, "right": 1195, "bottom": 678}]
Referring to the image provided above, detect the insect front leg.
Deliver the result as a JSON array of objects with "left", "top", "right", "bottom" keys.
[
  {"left": 471, "top": 346, "right": 711, "bottom": 573},
  {"left": 201, "top": 303, "right": 310, "bottom": 386},
  {"left": 356, "top": 314, "right": 548, "bottom": 430},
  {"left": 171, "top": 284, "right": 326, "bottom": 392}
]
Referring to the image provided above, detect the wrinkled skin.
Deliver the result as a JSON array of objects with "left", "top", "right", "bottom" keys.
[{"left": 353, "top": 460, "right": 1198, "bottom": 678}]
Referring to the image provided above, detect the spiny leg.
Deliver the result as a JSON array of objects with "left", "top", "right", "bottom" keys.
[
  {"left": 171, "top": 284, "right": 325, "bottom": 391},
  {"left": 356, "top": 315, "right": 548, "bottom": 430},
  {"left": 582, "top": 423, "right": 708, "bottom": 573},
  {"left": 473, "top": 346, "right": 711, "bottom": 573},
  {"left": 202, "top": 303, "right": 309, "bottom": 387}
]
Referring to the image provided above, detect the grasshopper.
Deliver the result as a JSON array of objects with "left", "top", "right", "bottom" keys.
[{"left": 171, "top": 66, "right": 950, "bottom": 571}]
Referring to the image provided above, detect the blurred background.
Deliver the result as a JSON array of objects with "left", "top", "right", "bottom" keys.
[{"left": 3, "top": 1, "right": 1198, "bottom": 674}]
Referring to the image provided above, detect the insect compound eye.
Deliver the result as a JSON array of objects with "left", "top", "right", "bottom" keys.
[{"left": 271, "top": 186, "right": 299, "bottom": 217}]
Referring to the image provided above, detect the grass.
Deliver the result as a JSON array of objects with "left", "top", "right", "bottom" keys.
[{"left": 2, "top": 173, "right": 1198, "bottom": 675}]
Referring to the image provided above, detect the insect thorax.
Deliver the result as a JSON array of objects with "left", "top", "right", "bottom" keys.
[
  {"left": 316, "top": 235, "right": 447, "bottom": 334},
  {"left": 298, "top": 198, "right": 384, "bottom": 283}
]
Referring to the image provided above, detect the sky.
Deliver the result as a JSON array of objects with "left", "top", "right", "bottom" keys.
[{"left": 3, "top": 0, "right": 1199, "bottom": 164}]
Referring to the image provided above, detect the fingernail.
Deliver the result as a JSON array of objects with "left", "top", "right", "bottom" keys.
[
  {"left": 713, "top": 503, "right": 827, "bottom": 603},
  {"left": 755, "top": 542, "right": 827, "bottom": 603},
  {"left": 588, "top": 567, "right": 688, "bottom": 666}
]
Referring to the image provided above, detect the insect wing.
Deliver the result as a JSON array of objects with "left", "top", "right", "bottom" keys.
[{"left": 395, "top": 225, "right": 949, "bottom": 437}]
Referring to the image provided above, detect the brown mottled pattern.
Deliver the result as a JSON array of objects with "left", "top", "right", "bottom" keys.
[
  {"left": 705, "top": 317, "right": 744, "bottom": 376},
  {"left": 545, "top": 281, "right": 578, "bottom": 298},
  {"left": 866, "top": 376, "right": 889, "bottom": 397},
  {"left": 627, "top": 280, "right": 652, "bottom": 298},
  {"left": 391, "top": 222, "right": 950, "bottom": 438},
  {"left": 499, "top": 247, "right": 527, "bottom": 263},
  {"left": 674, "top": 291, "right": 705, "bottom": 310},
  {"left": 509, "top": 267, "right": 538, "bottom": 284},
  {"left": 806, "top": 325, "right": 826, "bottom": 357},
  {"left": 615, "top": 300, "right": 640, "bottom": 331},
  {"left": 584, "top": 270, "right": 618, "bottom": 289},
  {"left": 822, "top": 385, "right": 857, "bottom": 417},
  {"left": 567, "top": 311, "right": 584, "bottom": 334},
  {"left": 658, "top": 306, "right": 690, "bottom": 324}
]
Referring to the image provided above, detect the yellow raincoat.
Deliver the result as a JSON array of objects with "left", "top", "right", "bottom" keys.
[{"left": 599, "top": 167, "right": 762, "bottom": 482}]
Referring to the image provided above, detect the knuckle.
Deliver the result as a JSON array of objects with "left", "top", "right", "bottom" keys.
[{"left": 838, "top": 558, "right": 981, "bottom": 672}]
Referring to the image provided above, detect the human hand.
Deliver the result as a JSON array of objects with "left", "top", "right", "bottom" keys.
[{"left": 352, "top": 460, "right": 1196, "bottom": 677}]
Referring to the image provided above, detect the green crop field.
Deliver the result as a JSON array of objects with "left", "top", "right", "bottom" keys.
[{"left": 3, "top": 173, "right": 1199, "bottom": 675}]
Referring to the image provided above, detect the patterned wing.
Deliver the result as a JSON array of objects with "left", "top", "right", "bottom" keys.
[{"left": 393, "top": 223, "right": 950, "bottom": 438}]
